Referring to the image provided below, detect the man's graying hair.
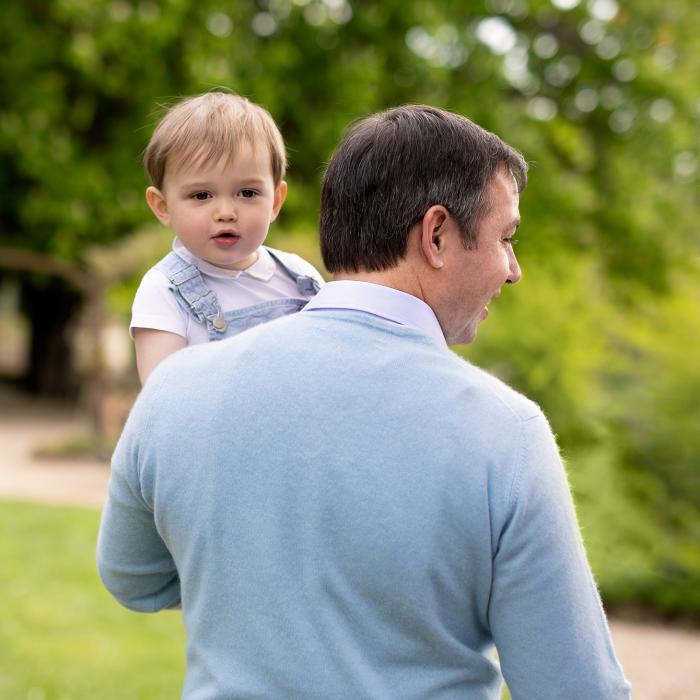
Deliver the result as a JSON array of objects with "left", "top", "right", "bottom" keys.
[{"left": 320, "top": 105, "right": 528, "bottom": 273}]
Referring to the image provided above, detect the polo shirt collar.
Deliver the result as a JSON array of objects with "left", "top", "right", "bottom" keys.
[
  {"left": 172, "top": 238, "right": 275, "bottom": 281},
  {"left": 303, "top": 280, "right": 447, "bottom": 347}
]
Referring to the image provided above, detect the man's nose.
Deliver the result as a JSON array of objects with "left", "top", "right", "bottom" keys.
[{"left": 506, "top": 251, "right": 521, "bottom": 285}]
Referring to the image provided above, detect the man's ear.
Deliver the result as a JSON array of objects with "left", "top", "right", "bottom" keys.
[
  {"left": 420, "top": 205, "right": 450, "bottom": 270},
  {"left": 146, "top": 186, "right": 170, "bottom": 226},
  {"left": 269, "top": 181, "right": 288, "bottom": 223}
]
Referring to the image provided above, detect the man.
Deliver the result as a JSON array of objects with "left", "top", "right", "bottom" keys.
[{"left": 98, "top": 105, "right": 631, "bottom": 699}]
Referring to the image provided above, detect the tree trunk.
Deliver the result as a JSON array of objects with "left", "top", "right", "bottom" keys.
[{"left": 20, "top": 276, "right": 84, "bottom": 398}]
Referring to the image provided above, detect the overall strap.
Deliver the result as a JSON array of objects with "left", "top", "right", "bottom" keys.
[
  {"left": 154, "top": 252, "right": 227, "bottom": 334},
  {"left": 265, "top": 247, "right": 321, "bottom": 296}
]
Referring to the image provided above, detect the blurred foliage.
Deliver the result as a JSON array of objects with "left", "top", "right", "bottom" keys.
[
  {"left": 465, "top": 255, "right": 700, "bottom": 616},
  {"left": 1, "top": 0, "right": 699, "bottom": 616},
  {"left": 2, "top": 0, "right": 698, "bottom": 279}
]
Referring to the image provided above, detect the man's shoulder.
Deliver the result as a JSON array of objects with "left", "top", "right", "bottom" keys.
[{"left": 444, "top": 352, "right": 543, "bottom": 424}]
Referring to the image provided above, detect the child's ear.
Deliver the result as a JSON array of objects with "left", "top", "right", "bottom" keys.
[
  {"left": 269, "top": 181, "right": 288, "bottom": 223},
  {"left": 146, "top": 186, "right": 170, "bottom": 226}
]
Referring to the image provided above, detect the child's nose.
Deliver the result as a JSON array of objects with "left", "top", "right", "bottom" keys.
[{"left": 215, "top": 200, "right": 238, "bottom": 221}]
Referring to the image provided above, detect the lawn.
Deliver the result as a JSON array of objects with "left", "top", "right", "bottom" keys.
[
  {"left": 1, "top": 499, "right": 512, "bottom": 699},
  {"left": 0, "top": 501, "right": 185, "bottom": 700}
]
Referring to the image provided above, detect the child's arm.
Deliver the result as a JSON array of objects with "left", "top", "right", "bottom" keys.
[{"left": 133, "top": 328, "right": 187, "bottom": 384}]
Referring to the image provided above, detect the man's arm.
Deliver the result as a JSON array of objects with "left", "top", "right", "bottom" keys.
[
  {"left": 490, "top": 413, "right": 631, "bottom": 699},
  {"left": 96, "top": 379, "right": 181, "bottom": 611}
]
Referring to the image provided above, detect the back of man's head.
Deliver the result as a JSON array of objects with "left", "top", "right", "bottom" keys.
[{"left": 320, "top": 105, "right": 527, "bottom": 273}]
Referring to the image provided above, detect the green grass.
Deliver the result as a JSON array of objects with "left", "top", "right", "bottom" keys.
[
  {"left": 1, "top": 500, "right": 513, "bottom": 699},
  {"left": 0, "top": 501, "right": 185, "bottom": 700}
]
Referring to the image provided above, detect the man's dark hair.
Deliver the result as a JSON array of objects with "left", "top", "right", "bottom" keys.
[{"left": 320, "top": 105, "right": 528, "bottom": 273}]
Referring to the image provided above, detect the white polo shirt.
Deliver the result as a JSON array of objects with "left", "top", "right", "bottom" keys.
[{"left": 131, "top": 239, "right": 324, "bottom": 345}]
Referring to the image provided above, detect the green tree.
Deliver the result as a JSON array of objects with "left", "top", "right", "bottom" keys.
[
  {"left": 2, "top": 0, "right": 698, "bottom": 392},
  {"left": 1, "top": 0, "right": 699, "bottom": 613}
]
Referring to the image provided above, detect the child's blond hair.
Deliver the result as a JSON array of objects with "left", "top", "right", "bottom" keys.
[{"left": 144, "top": 92, "right": 287, "bottom": 189}]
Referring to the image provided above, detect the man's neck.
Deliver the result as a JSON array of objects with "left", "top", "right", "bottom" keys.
[{"left": 332, "top": 266, "right": 424, "bottom": 302}]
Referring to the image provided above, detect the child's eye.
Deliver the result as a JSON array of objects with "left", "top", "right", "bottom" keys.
[
  {"left": 239, "top": 189, "right": 258, "bottom": 199},
  {"left": 192, "top": 192, "right": 211, "bottom": 201},
  {"left": 504, "top": 237, "right": 519, "bottom": 246}
]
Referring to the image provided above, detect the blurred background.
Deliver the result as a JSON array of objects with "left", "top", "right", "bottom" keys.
[{"left": 1, "top": 0, "right": 699, "bottom": 698}]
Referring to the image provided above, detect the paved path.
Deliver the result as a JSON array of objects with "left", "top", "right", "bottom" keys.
[
  {"left": 1, "top": 384, "right": 699, "bottom": 698},
  {"left": 0, "top": 385, "right": 109, "bottom": 507}
]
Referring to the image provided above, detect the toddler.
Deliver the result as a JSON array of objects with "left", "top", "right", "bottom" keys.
[{"left": 132, "top": 92, "right": 324, "bottom": 383}]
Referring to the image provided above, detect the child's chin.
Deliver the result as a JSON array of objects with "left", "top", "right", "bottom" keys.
[{"left": 211, "top": 252, "right": 257, "bottom": 271}]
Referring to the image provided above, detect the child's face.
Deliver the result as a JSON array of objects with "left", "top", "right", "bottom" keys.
[{"left": 146, "top": 141, "right": 286, "bottom": 270}]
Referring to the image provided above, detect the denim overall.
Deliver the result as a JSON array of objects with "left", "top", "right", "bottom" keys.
[{"left": 154, "top": 247, "right": 321, "bottom": 341}]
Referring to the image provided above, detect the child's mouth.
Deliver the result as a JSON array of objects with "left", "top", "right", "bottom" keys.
[{"left": 213, "top": 232, "right": 240, "bottom": 247}]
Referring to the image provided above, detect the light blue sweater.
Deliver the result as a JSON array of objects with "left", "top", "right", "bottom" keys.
[{"left": 97, "top": 310, "right": 631, "bottom": 699}]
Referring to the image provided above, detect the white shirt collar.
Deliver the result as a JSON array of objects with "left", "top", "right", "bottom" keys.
[
  {"left": 172, "top": 238, "right": 276, "bottom": 281},
  {"left": 303, "top": 280, "right": 446, "bottom": 347}
]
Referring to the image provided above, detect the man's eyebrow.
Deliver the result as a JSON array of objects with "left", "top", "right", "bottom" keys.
[{"left": 505, "top": 218, "right": 521, "bottom": 232}]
